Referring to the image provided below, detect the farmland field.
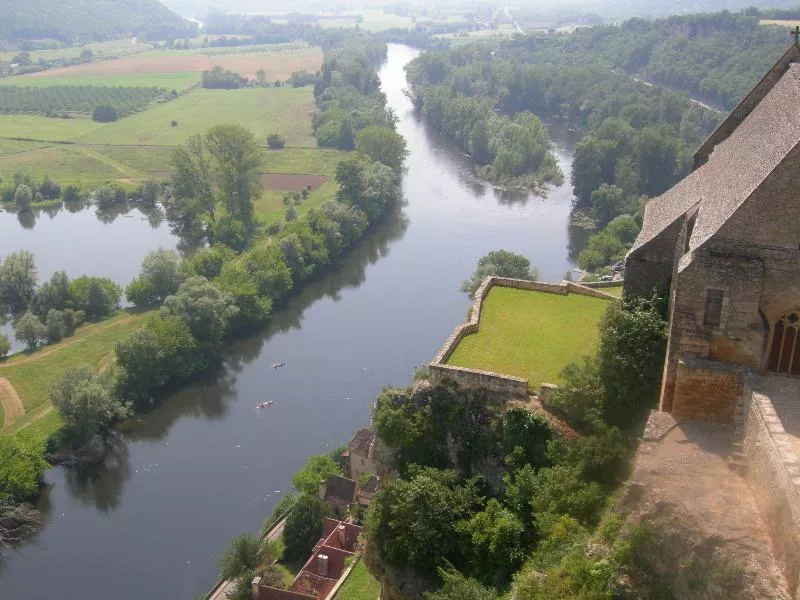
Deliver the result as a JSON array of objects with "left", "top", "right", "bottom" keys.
[
  {"left": 13, "top": 45, "right": 323, "bottom": 81},
  {"left": 78, "top": 87, "right": 316, "bottom": 146},
  {"left": 0, "top": 72, "right": 200, "bottom": 90},
  {"left": 0, "top": 114, "right": 103, "bottom": 140},
  {"left": 0, "top": 39, "right": 152, "bottom": 63}
]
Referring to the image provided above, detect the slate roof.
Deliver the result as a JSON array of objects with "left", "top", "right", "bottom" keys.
[
  {"left": 630, "top": 61, "right": 800, "bottom": 260},
  {"left": 349, "top": 428, "right": 374, "bottom": 456}
]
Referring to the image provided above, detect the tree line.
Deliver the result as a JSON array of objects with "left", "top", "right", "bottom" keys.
[
  {"left": 0, "top": 84, "right": 173, "bottom": 118},
  {"left": 405, "top": 31, "right": 724, "bottom": 271},
  {"left": 0, "top": 0, "right": 197, "bottom": 43}
]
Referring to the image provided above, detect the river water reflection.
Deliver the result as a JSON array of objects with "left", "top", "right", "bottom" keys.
[{"left": 0, "top": 44, "right": 583, "bottom": 599}]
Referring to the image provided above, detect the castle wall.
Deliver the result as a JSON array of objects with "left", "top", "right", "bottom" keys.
[
  {"left": 744, "top": 388, "right": 800, "bottom": 595},
  {"left": 670, "top": 357, "right": 742, "bottom": 423}
]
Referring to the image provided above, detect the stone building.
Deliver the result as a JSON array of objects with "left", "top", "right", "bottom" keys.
[
  {"left": 624, "top": 42, "right": 800, "bottom": 422},
  {"left": 342, "top": 427, "right": 377, "bottom": 482}
]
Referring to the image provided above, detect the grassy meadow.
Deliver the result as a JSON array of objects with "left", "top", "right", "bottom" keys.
[
  {"left": 335, "top": 559, "right": 380, "bottom": 600},
  {"left": 446, "top": 287, "right": 614, "bottom": 389},
  {"left": 1, "top": 310, "right": 155, "bottom": 436},
  {"left": 0, "top": 72, "right": 201, "bottom": 90}
]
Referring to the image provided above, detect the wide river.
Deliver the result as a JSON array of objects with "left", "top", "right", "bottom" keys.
[{"left": 0, "top": 44, "right": 583, "bottom": 598}]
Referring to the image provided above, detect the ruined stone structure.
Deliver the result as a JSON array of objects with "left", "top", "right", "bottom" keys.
[{"left": 624, "top": 42, "right": 800, "bottom": 423}]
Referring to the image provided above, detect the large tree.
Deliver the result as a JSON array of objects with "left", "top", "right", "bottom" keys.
[
  {"left": 126, "top": 248, "right": 185, "bottom": 307},
  {"left": 355, "top": 126, "right": 408, "bottom": 174},
  {"left": 13, "top": 312, "right": 46, "bottom": 351},
  {"left": 50, "top": 366, "right": 129, "bottom": 446},
  {"left": 283, "top": 494, "right": 330, "bottom": 562},
  {"left": 160, "top": 276, "right": 237, "bottom": 347},
  {"left": 0, "top": 250, "right": 38, "bottom": 314},
  {"left": 460, "top": 250, "right": 538, "bottom": 296}
]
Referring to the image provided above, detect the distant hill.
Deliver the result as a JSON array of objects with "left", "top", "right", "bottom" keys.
[{"left": 0, "top": 0, "right": 198, "bottom": 43}]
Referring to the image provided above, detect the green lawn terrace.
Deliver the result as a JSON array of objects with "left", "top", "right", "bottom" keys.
[{"left": 443, "top": 282, "right": 617, "bottom": 391}]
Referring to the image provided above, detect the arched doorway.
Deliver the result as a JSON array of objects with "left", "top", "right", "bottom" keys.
[{"left": 767, "top": 311, "right": 800, "bottom": 374}]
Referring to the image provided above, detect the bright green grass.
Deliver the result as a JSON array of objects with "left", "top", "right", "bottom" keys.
[
  {"left": 253, "top": 180, "right": 338, "bottom": 226},
  {"left": 0, "top": 310, "right": 154, "bottom": 435},
  {"left": 0, "top": 139, "right": 49, "bottom": 155},
  {"left": 446, "top": 287, "right": 612, "bottom": 389},
  {"left": 335, "top": 559, "right": 380, "bottom": 600},
  {"left": 0, "top": 114, "right": 103, "bottom": 141},
  {"left": 602, "top": 284, "right": 623, "bottom": 298},
  {"left": 78, "top": 87, "right": 315, "bottom": 147},
  {"left": 0, "top": 72, "right": 200, "bottom": 90},
  {"left": 0, "top": 145, "right": 133, "bottom": 183},
  {"left": 262, "top": 148, "right": 349, "bottom": 174}
]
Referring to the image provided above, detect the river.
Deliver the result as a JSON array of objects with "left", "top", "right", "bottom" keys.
[{"left": 0, "top": 44, "right": 582, "bottom": 599}]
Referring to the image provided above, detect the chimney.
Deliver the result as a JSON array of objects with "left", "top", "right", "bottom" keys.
[
  {"left": 251, "top": 576, "right": 262, "bottom": 598},
  {"left": 317, "top": 553, "right": 329, "bottom": 576},
  {"left": 337, "top": 524, "right": 347, "bottom": 548},
  {"left": 318, "top": 479, "right": 327, "bottom": 500}
]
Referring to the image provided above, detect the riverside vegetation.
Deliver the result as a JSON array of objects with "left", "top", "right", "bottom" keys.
[
  {"left": 0, "top": 32, "right": 406, "bottom": 547},
  {"left": 405, "top": 10, "right": 792, "bottom": 275}
]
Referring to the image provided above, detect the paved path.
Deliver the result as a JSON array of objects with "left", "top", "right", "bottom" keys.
[{"left": 0, "top": 376, "right": 24, "bottom": 430}]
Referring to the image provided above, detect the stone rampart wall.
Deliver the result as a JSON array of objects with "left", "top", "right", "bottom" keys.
[
  {"left": 428, "top": 277, "right": 617, "bottom": 396},
  {"left": 744, "top": 389, "right": 800, "bottom": 594}
]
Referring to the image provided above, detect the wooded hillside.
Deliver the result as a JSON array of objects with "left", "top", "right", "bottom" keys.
[{"left": 0, "top": 0, "right": 197, "bottom": 42}]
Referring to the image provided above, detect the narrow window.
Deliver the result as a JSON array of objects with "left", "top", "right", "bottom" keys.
[{"left": 704, "top": 289, "right": 724, "bottom": 327}]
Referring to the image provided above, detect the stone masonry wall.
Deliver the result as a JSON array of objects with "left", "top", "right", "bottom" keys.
[
  {"left": 624, "top": 216, "right": 686, "bottom": 299},
  {"left": 428, "top": 277, "right": 617, "bottom": 396},
  {"left": 744, "top": 389, "right": 800, "bottom": 594},
  {"left": 670, "top": 358, "right": 742, "bottom": 423}
]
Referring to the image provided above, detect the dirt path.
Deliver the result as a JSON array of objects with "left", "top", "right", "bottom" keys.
[
  {"left": 0, "top": 376, "right": 24, "bottom": 430},
  {"left": 0, "top": 314, "right": 137, "bottom": 368}
]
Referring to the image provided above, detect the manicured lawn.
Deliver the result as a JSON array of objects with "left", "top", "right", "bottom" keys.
[
  {"left": 0, "top": 114, "right": 103, "bottom": 141},
  {"left": 0, "top": 72, "right": 199, "bottom": 90},
  {"left": 0, "top": 309, "right": 154, "bottom": 435},
  {"left": 335, "top": 559, "right": 379, "bottom": 600},
  {"left": 602, "top": 283, "right": 623, "bottom": 298},
  {"left": 446, "top": 287, "right": 613, "bottom": 389},
  {"left": 78, "top": 87, "right": 315, "bottom": 147}
]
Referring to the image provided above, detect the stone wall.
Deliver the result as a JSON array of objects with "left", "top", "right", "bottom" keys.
[
  {"left": 670, "top": 357, "right": 743, "bottom": 423},
  {"left": 744, "top": 388, "right": 800, "bottom": 595},
  {"left": 624, "top": 215, "right": 686, "bottom": 299},
  {"left": 428, "top": 277, "right": 617, "bottom": 396}
]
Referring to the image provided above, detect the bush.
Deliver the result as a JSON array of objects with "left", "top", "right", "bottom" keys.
[
  {"left": 0, "top": 433, "right": 48, "bottom": 502},
  {"left": 62, "top": 184, "right": 83, "bottom": 203},
  {"left": 292, "top": 454, "right": 340, "bottom": 495},
  {"left": 461, "top": 250, "right": 538, "bottom": 296},
  {"left": 92, "top": 104, "right": 119, "bottom": 122},
  {"left": 68, "top": 276, "right": 121, "bottom": 319},
  {"left": 14, "top": 184, "right": 32, "bottom": 209},
  {"left": 283, "top": 494, "right": 330, "bottom": 562},
  {"left": 267, "top": 133, "right": 286, "bottom": 149},
  {"left": 212, "top": 217, "right": 248, "bottom": 252},
  {"left": 0, "top": 334, "right": 9, "bottom": 358},
  {"left": 45, "top": 309, "right": 64, "bottom": 343},
  {"left": 285, "top": 205, "right": 297, "bottom": 221},
  {"left": 14, "top": 312, "right": 46, "bottom": 351},
  {"left": 219, "top": 534, "right": 264, "bottom": 580}
]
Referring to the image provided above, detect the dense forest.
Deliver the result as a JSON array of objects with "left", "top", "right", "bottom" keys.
[
  {"left": 405, "top": 11, "right": 785, "bottom": 271},
  {"left": 0, "top": 0, "right": 197, "bottom": 42}
]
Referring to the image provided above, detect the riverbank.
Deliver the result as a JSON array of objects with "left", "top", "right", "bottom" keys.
[{"left": 0, "top": 44, "right": 583, "bottom": 600}]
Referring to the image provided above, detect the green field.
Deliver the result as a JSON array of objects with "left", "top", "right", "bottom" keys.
[
  {"left": 446, "top": 287, "right": 613, "bottom": 389},
  {"left": 79, "top": 87, "right": 315, "bottom": 147},
  {"left": 0, "top": 72, "right": 200, "bottom": 90},
  {"left": 335, "top": 559, "right": 380, "bottom": 600},
  {"left": 1, "top": 310, "right": 154, "bottom": 436},
  {"left": 0, "top": 114, "right": 103, "bottom": 141}
]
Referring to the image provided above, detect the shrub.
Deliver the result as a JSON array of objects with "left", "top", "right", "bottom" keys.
[
  {"left": 0, "top": 433, "right": 48, "bottom": 502},
  {"left": 14, "top": 312, "right": 46, "bottom": 351},
  {"left": 14, "top": 184, "right": 32, "bottom": 209},
  {"left": 283, "top": 494, "right": 330, "bottom": 562},
  {"left": 62, "top": 184, "right": 83, "bottom": 203},
  {"left": 219, "top": 534, "right": 264, "bottom": 580},
  {"left": 92, "top": 104, "right": 119, "bottom": 122},
  {"left": 68, "top": 276, "right": 121, "bottom": 319},
  {"left": 267, "top": 133, "right": 286, "bottom": 149},
  {"left": 45, "top": 309, "right": 64, "bottom": 343},
  {"left": 213, "top": 217, "right": 248, "bottom": 252},
  {"left": 0, "top": 334, "right": 9, "bottom": 358},
  {"left": 285, "top": 205, "right": 297, "bottom": 221}
]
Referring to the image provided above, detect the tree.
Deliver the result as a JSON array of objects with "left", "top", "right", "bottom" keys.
[
  {"left": 589, "top": 184, "right": 627, "bottom": 228},
  {"left": 267, "top": 133, "right": 286, "bottom": 149},
  {"left": 14, "top": 184, "right": 32, "bottom": 210},
  {"left": 14, "top": 312, "right": 46, "bottom": 351},
  {"left": 94, "top": 185, "right": 117, "bottom": 208},
  {"left": 29, "top": 271, "right": 70, "bottom": 319},
  {"left": 0, "top": 433, "right": 48, "bottom": 502},
  {"left": 365, "top": 468, "right": 483, "bottom": 578},
  {"left": 283, "top": 494, "right": 330, "bottom": 562},
  {"left": 188, "top": 245, "right": 237, "bottom": 280},
  {"left": 285, "top": 205, "right": 297, "bottom": 221},
  {"left": 461, "top": 250, "right": 538, "bottom": 296},
  {"left": 0, "top": 250, "right": 37, "bottom": 314},
  {"left": 126, "top": 248, "right": 185, "bottom": 307},
  {"left": 597, "top": 294, "right": 668, "bottom": 427},
  {"left": 205, "top": 125, "right": 265, "bottom": 229},
  {"left": 92, "top": 105, "right": 119, "bottom": 122},
  {"left": 355, "top": 126, "right": 408, "bottom": 174},
  {"left": 219, "top": 534, "right": 264, "bottom": 580},
  {"left": 0, "top": 334, "right": 9, "bottom": 358},
  {"left": 140, "top": 180, "right": 160, "bottom": 205},
  {"left": 244, "top": 245, "right": 292, "bottom": 300},
  {"left": 215, "top": 262, "right": 272, "bottom": 331},
  {"left": 171, "top": 134, "right": 217, "bottom": 224},
  {"left": 50, "top": 366, "right": 128, "bottom": 446},
  {"left": 425, "top": 568, "right": 500, "bottom": 600},
  {"left": 45, "top": 309, "right": 64, "bottom": 343},
  {"left": 292, "top": 454, "right": 340, "bottom": 495},
  {"left": 68, "top": 276, "right": 121, "bottom": 319},
  {"left": 212, "top": 217, "right": 248, "bottom": 252},
  {"left": 335, "top": 158, "right": 365, "bottom": 202},
  {"left": 256, "top": 68, "right": 267, "bottom": 85},
  {"left": 160, "top": 276, "right": 237, "bottom": 347}
]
